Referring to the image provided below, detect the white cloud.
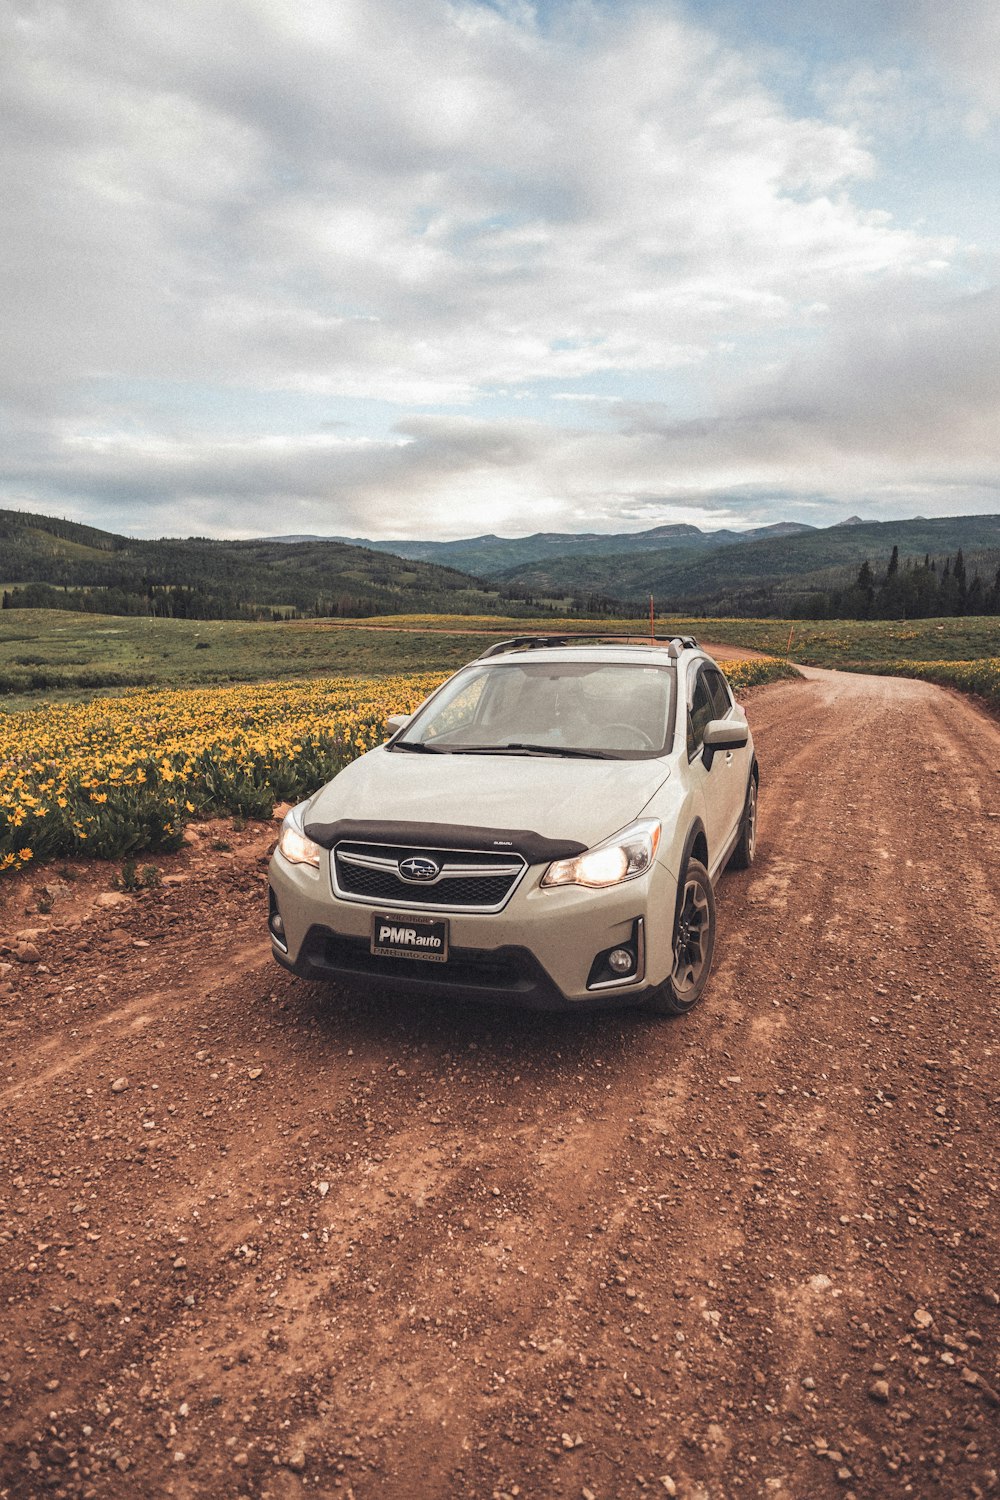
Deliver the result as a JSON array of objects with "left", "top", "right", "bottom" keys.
[
  {"left": 0, "top": 0, "right": 995, "bottom": 537},
  {"left": 907, "top": 0, "right": 1000, "bottom": 115}
]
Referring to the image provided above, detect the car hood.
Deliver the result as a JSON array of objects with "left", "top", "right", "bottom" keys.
[{"left": 304, "top": 745, "right": 670, "bottom": 853}]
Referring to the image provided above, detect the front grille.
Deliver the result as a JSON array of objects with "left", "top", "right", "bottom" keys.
[
  {"left": 337, "top": 865, "right": 515, "bottom": 906},
  {"left": 333, "top": 842, "right": 527, "bottom": 911}
]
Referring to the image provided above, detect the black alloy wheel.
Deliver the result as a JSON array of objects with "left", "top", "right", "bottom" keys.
[{"left": 646, "top": 857, "right": 716, "bottom": 1016}]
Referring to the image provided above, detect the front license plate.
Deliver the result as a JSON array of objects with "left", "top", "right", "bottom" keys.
[{"left": 371, "top": 913, "right": 449, "bottom": 963}]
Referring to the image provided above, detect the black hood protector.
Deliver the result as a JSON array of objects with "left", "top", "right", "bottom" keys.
[{"left": 303, "top": 818, "right": 587, "bottom": 866}]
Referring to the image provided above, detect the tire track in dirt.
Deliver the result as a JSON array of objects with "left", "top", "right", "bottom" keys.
[{"left": 0, "top": 944, "right": 273, "bottom": 1108}]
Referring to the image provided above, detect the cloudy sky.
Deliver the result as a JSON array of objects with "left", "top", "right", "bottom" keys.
[{"left": 2, "top": 0, "right": 998, "bottom": 540}]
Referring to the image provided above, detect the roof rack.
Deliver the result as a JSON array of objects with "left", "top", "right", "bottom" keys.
[
  {"left": 666, "top": 634, "right": 699, "bottom": 658},
  {"left": 477, "top": 633, "right": 699, "bottom": 660}
]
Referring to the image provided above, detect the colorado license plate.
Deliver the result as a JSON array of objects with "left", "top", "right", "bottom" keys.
[{"left": 371, "top": 913, "right": 449, "bottom": 963}]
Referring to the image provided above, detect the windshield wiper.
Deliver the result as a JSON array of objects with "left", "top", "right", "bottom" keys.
[
  {"left": 486, "top": 742, "right": 618, "bottom": 759},
  {"left": 506, "top": 742, "right": 617, "bottom": 758},
  {"left": 390, "top": 740, "right": 449, "bottom": 753},
  {"left": 392, "top": 740, "right": 618, "bottom": 759}
]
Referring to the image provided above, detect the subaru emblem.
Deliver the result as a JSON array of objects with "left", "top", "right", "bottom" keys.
[{"left": 399, "top": 855, "right": 440, "bottom": 882}]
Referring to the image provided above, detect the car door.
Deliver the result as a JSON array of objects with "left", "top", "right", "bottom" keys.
[
  {"left": 685, "top": 663, "right": 733, "bottom": 872},
  {"left": 702, "top": 665, "right": 751, "bottom": 847}
]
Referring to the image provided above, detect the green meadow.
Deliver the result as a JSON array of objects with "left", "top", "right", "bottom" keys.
[{"left": 1, "top": 607, "right": 997, "bottom": 712}]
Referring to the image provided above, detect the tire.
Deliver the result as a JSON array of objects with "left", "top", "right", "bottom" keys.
[
  {"left": 645, "top": 857, "right": 716, "bottom": 1016},
  {"left": 728, "top": 774, "right": 758, "bottom": 871}
]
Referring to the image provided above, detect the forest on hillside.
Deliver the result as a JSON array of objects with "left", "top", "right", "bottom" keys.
[
  {"left": 0, "top": 515, "right": 541, "bottom": 620},
  {"left": 786, "top": 547, "right": 1000, "bottom": 620}
]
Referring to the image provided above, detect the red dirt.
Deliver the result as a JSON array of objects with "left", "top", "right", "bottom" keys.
[
  {"left": 698, "top": 641, "right": 773, "bottom": 662},
  {"left": 1, "top": 668, "right": 998, "bottom": 1500}
]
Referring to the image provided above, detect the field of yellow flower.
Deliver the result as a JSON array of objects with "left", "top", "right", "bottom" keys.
[
  {"left": 720, "top": 658, "right": 799, "bottom": 692},
  {"left": 0, "top": 658, "right": 793, "bottom": 876},
  {"left": 844, "top": 657, "right": 1000, "bottom": 710},
  {"left": 0, "top": 672, "right": 446, "bottom": 875}
]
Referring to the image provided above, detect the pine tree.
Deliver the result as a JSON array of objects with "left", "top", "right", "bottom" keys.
[
  {"left": 954, "top": 548, "right": 967, "bottom": 613},
  {"left": 989, "top": 568, "right": 1000, "bottom": 613}
]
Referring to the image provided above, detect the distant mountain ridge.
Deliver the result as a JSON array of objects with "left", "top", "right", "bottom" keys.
[
  {"left": 318, "top": 519, "right": 818, "bottom": 577},
  {"left": 490, "top": 513, "right": 1000, "bottom": 615}
]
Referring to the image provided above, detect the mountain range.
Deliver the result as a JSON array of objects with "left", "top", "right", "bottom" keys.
[
  {"left": 322, "top": 519, "right": 816, "bottom": 578},
  {"left": 309, "top": 513, "right": 1000, "bottom": 613},
  {"left": 2, "top": 507, "right": 998, "bottom": 620},
  {"left": 489, "top": 513, "right": 1000, "bottom": 613}
]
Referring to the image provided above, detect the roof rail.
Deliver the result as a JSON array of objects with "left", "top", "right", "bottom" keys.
[
  {"left": 477, "top": 633, "right": 699, "bottom": 660},
  {"left": 477, "top": 635, "right": 570, "bottom": 658}
]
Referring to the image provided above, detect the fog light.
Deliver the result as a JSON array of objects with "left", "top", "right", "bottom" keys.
[
  {"left": 608, "top": 947, "right": 634, "bottom": 975},
  {"left": 270, "top": 913, "right": 285, "bottom": 936}
]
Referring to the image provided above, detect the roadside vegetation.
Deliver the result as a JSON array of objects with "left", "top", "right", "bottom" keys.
[
  {"left": 0, "top": 657, "right": 790, "bottom": 875},
  {"left": 844, "top": 657, "right": 1000, "bottom": 713}
]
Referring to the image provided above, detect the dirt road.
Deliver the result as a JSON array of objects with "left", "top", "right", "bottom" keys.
[{"left": 1, "top": 668, "right": 998, "bottom": 1500}]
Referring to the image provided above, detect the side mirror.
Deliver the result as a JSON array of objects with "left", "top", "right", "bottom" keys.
[
  {"left": 385, "top": 713, "right": 411, "bottom": 737},
  {"left": 702, "top": 717, "right": 748, "bottom": 770}
]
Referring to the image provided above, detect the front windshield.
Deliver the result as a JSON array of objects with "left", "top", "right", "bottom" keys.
[{"left": 395, "top": 660, "right": 675, "bottom": 759}]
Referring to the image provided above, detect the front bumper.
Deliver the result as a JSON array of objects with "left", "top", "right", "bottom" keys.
[{"left": 268, "top": 847, "right": 678, "bottom": 1010}]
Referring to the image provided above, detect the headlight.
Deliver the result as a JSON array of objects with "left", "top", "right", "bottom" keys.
[
  {"left": 277, "top": 815, "right": 321, "bottom": 869},
  {"left": 541, "top": 819, "right": 661, "bottom": 889}
]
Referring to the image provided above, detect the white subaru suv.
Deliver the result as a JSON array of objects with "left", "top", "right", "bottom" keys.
[{"left": 268, "top": 636, "right": 757, "bottom": 1016}]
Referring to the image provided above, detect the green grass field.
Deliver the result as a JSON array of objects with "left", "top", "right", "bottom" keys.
[
  {"left": 2, "top": 608, "right": 997, "bottom": 712},
  {"left": 0, "top": 612, "right": 498, "bottom": 709},
  {"left": 668, "top": 615, "right": 1000, "bottom": 666},
  {"left": 324, "top": 612, "right": 1000, "bottom": 663},
  {"left": 0, "top": 609, "right": 757, "bottom": 708}
]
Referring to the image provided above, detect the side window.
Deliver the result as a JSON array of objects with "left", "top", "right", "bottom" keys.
[
  {"left": 687, "top": 670, "right": 715, "bottom": 759},
  {"left": 704, "top": 668, "right": 732, "bottom": 719},
  {"left": 423, "top": 673, "right": 486, "bottom": 739}
]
